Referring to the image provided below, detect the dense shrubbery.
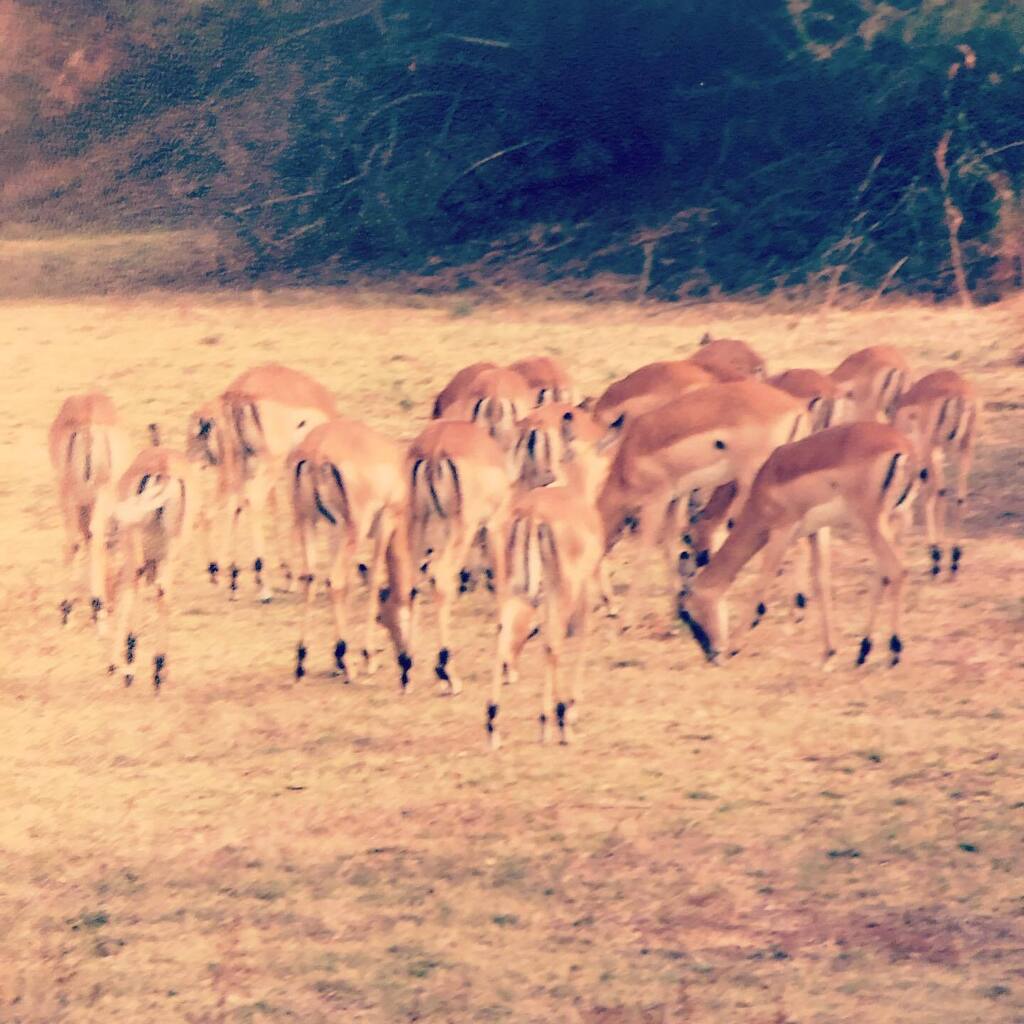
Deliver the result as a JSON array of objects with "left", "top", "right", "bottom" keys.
[{"left": 7, "top": 0, "right": 1024, "bottom": 297}]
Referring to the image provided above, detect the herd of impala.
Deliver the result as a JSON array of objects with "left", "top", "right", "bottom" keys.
[{"left": 48, "top": 333, "right": 979, "bottom": 748}]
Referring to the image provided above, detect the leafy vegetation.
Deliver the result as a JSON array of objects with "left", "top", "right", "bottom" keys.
[{"left": 4, "top": 1, "right": 1024, "bottom": 296}]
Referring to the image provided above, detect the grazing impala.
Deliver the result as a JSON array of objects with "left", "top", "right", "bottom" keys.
[
  {"left": 289, "top": 417, "right": 413, "bottom": 689},
  {"left": 831, "top": 345, "right": 910, "bottom": 423},
  {"left": 768, "top": 369, "right": 840, "bottom": 432},
  {"left": 488, "top": 486, "right": 604, "bottom": 749},
  {"left": 891, "top": 369, "right": 979, "bottom": 577},
  {"left": 678, "top": 422, "right": 918, "bottom": 668},
  {"left": 439, "top": 366, "right": 536, "bottom": 450},
  {"left": 103, "top": 447, "right": 199, "bottom": 690},
  {"left": 508, "top": 355, "right": 576, "bottom": 405},
  {"left": 591, "top": 360, "right": 715, "bottom": 426},
  {"left": 48, "top": 392, "right": 131, "bottom": 629},
  {"left": 431, "top": 361, "right": 499, "bottom": 419},
  {"left": 597, "top": 380, "right": 808, "bottom": 589},
  {"left": 407, "top": 420, "right": 512, "bottom": 694},
  {"left": 188, "top": 363, "right": 337, "bottom": 602},
  {"left": 691, "top": 333, "right": 767, "bottom": 381}
]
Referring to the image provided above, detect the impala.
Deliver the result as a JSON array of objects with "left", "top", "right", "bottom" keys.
[
  {"left": 678, "top": 422, "right": 918, "bottom": 668},
  {"left": 407, "top": 420, "right": 512, "bottom": 694},
  {"left": 691, "top": 333, "right": 767, "bottom": 381},
  {"left": 187, "top": 363, "right": 337, "bottom": 602},
  {"left": 590, "top": 360, "right": 715, "bottom": 426},
  {"left": 891, "top": 368, "right": 979, "bottom": 577},
  {"left": 831, "top": 345, "right": 910, "bottom": 423},
  {"left": 431, "top": 361, "right": 499, "bottom": 419},
  {"left": 508, "top": 355, "right": 576, "bottom": 405},
  {"left": 488, "top": 486, "right": 604, "bottom": 749},
  {"left": 103, "top": 447, "right": 199, "bottom": 690},
  {"left": 289, "top": 417, "right": 413, "bottom": 689},
  {"left": 439, "top": 366, "right": 536, "bottom": 449},
  {"left": 510, "top": 402, "right": 624, "bottom": 614},
  {"left": 768, "top": 368, "right": 840, "bottom": 432},
  {"left": 48, "top": 391, "right": 131, "bottom": 630},
  {"left": 597, "top": 380, "right": 808, "bottom": 590}
]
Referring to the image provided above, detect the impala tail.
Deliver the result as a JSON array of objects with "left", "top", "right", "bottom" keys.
[{"left": 411, "top": 455, "right": 463, "bottom": 521}]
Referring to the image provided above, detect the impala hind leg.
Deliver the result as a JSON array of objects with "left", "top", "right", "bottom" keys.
[
  {"left": 856, "top": 521, "right": 906, "bottom": 668},
  {"left": 489, "top": 596, "right": 535, "bottom": 749},
  {"left": 360, "top": 514, "right": 393, "bottom": 678},
  {"left": 948, "top": 440, "right": 973, "bottom": 578},
  {"left": 920, "top": 454, "right": 944, "bottom": 578},
  {"left": 110, "top": 537, "right": 143, "bottom": 687},
  {"left": 248, "top": 469, "right": 277, "bottom": 604},
  {"left": 294, "top": 521, "right": 319, "bottom": 681},
  {"left": 326, "top": 528, "right": 357, "bottom": 682}
]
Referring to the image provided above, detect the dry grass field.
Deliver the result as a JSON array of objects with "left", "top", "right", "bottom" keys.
[{"left": 1, "top": 285, "right": 1022, "bottom": 1023}]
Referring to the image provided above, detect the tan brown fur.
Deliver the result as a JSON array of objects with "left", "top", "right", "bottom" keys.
[
  {"left": 692, "top": 334, "right": 767, "bottom": 380},
  {"left": 591, "top": 359, "right": 715, "bottom": 426},
  {"left": 407, "top": 420, "right": 512, "bottom": 694},
  {"left": 189, "top": 363, "right": 338, "bottom": 602},
  {"left": 103, "top": 446, "right": 199, "bottom": 690},
  {"left": 830, "top": 345, "right": 910, "bottom": 422},
  {"left": 431, "top": 361, "right": 500, "bottom": 419},
  {"left": 48, "top": 390, "right": 130, "bottom": 630},
  {"left": 288, "top": 416, "right": 412, "bottom": 688},
  {"left": 891, "top": 369, "right": 978, "bottom": 577},
  {"left": 508, "top": 355, "right": 576, "bottom": 404},
  {"left": 679, "top": 422, "right": 917, "bottom": 669},
  {"left": 489, "top": 485, "right": 605, "bottom": 749},
  {"left": 597, "top": 380, "right": 808, "bottom": 600}
]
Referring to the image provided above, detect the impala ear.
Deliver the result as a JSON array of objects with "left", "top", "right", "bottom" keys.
[{"left": 699, "top": 332, "right": 712, "bottom": 346}]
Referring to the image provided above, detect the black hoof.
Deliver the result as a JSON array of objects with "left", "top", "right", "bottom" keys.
[
  {"left": 334, "top": 640, "right": 348, "bottom": 680},
  {"left": 889, "top": 634, "right": 902, "bottom": 667},
  {"left": 435, "top": 646, "right": 451, "bottom": 683},
  {"left": 398, "top": 652, "right": 412, "bottom": 691},
  {"left": 295, "top": 644, "right": 307, "bottom": 680},
  {"left": 124, "top": 674, "right": 134, "bottom": 688},
  {"left": 856, "top": 637, "right": 872, "bottom": 666},
  {"left": 60, "top": 600, "right": 73, "bottom": 625}
]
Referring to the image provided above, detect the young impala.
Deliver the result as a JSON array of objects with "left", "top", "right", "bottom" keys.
[
  {"left": 891, "top": 368, "right": 979, "bottom": 577},
  {"left": 48, "top": 392, "right": 131, "bottom": 630},
  {"left": 187, "top": 363, "right": 337, "bottom": 602},
  {"left": 678, "top": 422, "right": 918, "bottom": 669},
  {"left": 289, "top": 417, "right": 413, "bottom": 689}
]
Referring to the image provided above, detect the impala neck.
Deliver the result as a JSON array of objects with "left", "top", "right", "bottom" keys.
[{"left": 693, "top": 510, "right": 770, "bottom": 598}]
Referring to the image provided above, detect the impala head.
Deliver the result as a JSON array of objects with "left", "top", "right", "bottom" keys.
[{"left": 677, "top": 582, "right": 726, "bottom": 664}]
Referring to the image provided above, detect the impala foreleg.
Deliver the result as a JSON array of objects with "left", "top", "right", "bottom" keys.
[{"left": 808, "top": 529, "right": 837, "bottom": 666}]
